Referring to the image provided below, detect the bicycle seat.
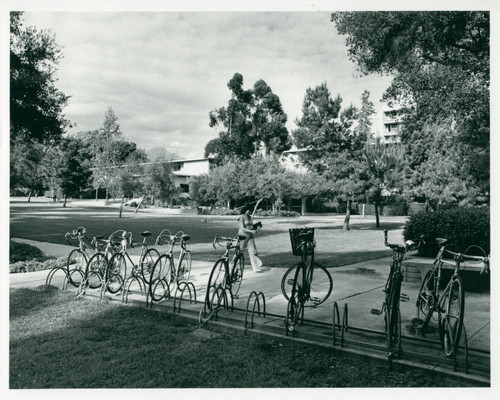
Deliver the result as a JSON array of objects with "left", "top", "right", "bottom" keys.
[
  {"left": 436, "top": 238, "right": 448, "bottom": 245},
  {"left": 140, "top": 231, "right": 152, "bottom": 237},
  {"left": 237, "top": 234, "right": 247, "bottom": 241},
  {"left": 181, "top": 234, "right": 191, "bottom": 241},
  {"left": 93, "top": 235, "right": 104, "bottom": 240},
  {"left": 387, "top": 243, "right": 406, "bottom": 251}
]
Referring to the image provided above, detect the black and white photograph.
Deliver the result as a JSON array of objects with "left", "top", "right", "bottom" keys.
[{"left": 2, "top": 0, "right": 496, "bottom": 396}]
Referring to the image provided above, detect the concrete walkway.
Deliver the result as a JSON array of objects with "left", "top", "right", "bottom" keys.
[{"left": 9, "top": 237, "right": 490, "bottom": 352}]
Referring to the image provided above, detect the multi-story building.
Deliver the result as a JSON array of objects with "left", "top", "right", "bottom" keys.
[
  {"left": 170, "top": 158, "right": 214, "bottom": 196},
  {"left": 380, "top": 105, "right": 403, "bottom": 143}
]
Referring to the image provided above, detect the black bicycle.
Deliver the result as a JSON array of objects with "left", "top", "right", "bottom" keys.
[
  {"left": 285, "top": 228, "right": 332, "bottom": 334},
  {"left": 371, "top": 230, "right": 420, "bottom": 357},
  {"left": 205, "top": 235, "right": 246, "bottom": 303},
  {"left": 415, "top": 239, "right": 489, "bottom": 356}
]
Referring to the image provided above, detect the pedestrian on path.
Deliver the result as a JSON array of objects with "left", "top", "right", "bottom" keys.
[{"left": 238, "top": 199, "right": 265, "bottom": 273}]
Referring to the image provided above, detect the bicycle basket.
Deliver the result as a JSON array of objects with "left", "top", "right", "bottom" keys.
[{"left": 289, "top": 228, "right": 315, "bottom": 256}]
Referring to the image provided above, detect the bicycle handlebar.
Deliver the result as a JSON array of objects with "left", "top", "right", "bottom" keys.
[
  {"left": 155, "top": 230, "right": 185, "bottom": 245},
  {"left": 212, "top": 235, "right": 239, "bottom": 249},
  {"left": 384, "top": 230, "right": 423, "bottom": 252}
]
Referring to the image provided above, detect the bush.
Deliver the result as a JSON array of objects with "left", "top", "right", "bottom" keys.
[
  {"left": 383, "top": 196, "right": 409, "bottom": 216},
  {"left": 403, "top": 207, "right": 490, "bottom": 257},
  {"left": 10, "top": 257, "right": 66, "bottom": 274},
  {"left": 10, "top": 241, "right": 46, "bottom": 263}
]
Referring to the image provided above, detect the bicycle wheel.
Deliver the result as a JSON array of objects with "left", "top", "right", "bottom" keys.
[
  {"left": 67, "top": 249, "right": 87, "bottom": 287},
  {"left": 229, "top": 253, "right": 245, "bottom": 295},
  {"left": 281, "top": 262, "right": 332, "bottom": 306},
  {"left": 106, "top": 253, "right": 126, "bottom": 293},
  {"left": 206, "top": 260, "right": 227, "bottom": 304},
  {"left": 286, "top": 263, "right": 305, "bottom": 333},
  {"left": 176, "top": 250, "right": 192, "bottom": 285},
  {"left": 443, "top": 276, "right": 465, "bottom": 356},
  {"left": 107, "top": 273, "right": 124, "bottom": 294},
  {"left": 151, "top": 254, "right": 170, "bottom": 282},
  {"left": 385, "top": 272, "right": 402, "bottom": 356},
  {"left": 150, "top": 277, "right": 168, "bottom": 301},
  {"left": 141, "top": 248, "right": 160, "bottom": 284},
  {"left": 416, "top": 269, "right": 437, "bottom": 328},
  {"left": 107, "top": 253, "right": 127, "bottom": 279},
  {"left": 87, "top": 253, "right": 107, "bottom": 289}
]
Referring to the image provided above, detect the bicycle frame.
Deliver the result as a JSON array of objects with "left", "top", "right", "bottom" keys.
[{"left": 155, "top": 230, "right": 191, "bottom": 281}]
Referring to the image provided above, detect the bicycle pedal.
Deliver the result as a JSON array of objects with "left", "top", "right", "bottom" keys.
[{"left": 370, "top": 309, "right": 382, "bottom": 315}]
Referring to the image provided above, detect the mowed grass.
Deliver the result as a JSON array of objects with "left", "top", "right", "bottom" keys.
[
  {"left": 10, "top": 285, "right": 459, "bottom": 388},
  {"left": 10, "top": 200, "right": 406, "bottom": 268}
]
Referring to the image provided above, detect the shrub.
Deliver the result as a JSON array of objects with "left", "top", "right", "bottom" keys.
[
  {"left": 279, "top": 210, "right": 300, "bottom": 217},
  {"left": 383, "top": 196, "right": 409, "bottom": 216},
  {"left": 10, "top": 241, "right": 46, "bottom": 263},
  {"left": 9, "top": 257, "right": 66, "bottom": 274},
  {"left": 403, "top": 207, "right": 490, "bottom": 257}
]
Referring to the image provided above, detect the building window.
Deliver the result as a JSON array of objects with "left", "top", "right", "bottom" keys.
[{"left": 180, "top": 184, "right": 189, "bottom": 193}]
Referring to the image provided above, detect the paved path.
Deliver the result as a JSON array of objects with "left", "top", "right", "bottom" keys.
[{"left": 9, "top": 237, "right": 490, "bottom": 352}]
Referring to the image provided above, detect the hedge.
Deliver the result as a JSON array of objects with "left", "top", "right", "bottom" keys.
[{"left": 403, "top": 207, "right": 490, "bottom": 257}]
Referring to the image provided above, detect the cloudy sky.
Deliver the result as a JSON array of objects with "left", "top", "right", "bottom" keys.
[{"left": 20, "top": 10, "right": 393, "bottom": 159}]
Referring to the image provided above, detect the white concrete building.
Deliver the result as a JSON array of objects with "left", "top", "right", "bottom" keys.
[
  {"left": 170, "top": 158, "right": 214, "bottom": 196},
  {"left": 380, "top": 105, "right": 403, "bottom": 143}
]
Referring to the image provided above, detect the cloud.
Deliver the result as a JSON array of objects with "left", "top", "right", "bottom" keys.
[{"left": 23, "top": 11, "right": 392, "bottom": 158}]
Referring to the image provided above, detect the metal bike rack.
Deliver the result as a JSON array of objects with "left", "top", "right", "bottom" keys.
[
  {"left": 199, "top": 285, "right": 233, "bottom": 326},
  {"left": 331, "top": 302, "right": 341, "bottom": 346},
  {"left": 244, "top": 291, "right": 266, "bottom": 330},
  {"left": 45, "top": 266, "right": 69, "bottom": 290},
  {"left": 173, "top": 282, "right": 197, "bottom": 313},
  {"left": 122, "top": 275, "right": 147, "bottom": 304}
]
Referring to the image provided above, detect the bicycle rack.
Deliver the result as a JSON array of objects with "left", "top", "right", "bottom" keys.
[
  {"left": 45, "top": 267, "right": 70, "bottom": 290},
  {"left": 244, "top": 291, "right": 266, "bottom": 330},
  {"left": 332, "top": 302, "right": 341, "bottom": 346},
  {"left": 122, "top": 275, "right": 146, "bottom": 304},
  {"left": 173, "top": 282, "right": 197, "bottom": 313},
  {"left": 199, "top": 285, "right": 233, "bottom": 326}
]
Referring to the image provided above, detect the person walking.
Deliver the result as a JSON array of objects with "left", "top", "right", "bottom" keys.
[{"left": 238, "top": 199, "right": 265, "bottom": 273}]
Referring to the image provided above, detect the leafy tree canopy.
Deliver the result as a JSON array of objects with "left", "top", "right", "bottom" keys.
[
  {"left": 331, "top": 11, "right": 490, "bottom": 201},
  {"left": 10, "top": 11, "right": 72, "bottom": 145},
  {"left": 208, "top": 73, "right": 291, "bottom": 164}
]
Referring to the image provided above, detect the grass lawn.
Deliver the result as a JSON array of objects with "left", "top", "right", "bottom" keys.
[
  {"left": 10, "top": 199, "right": 407, "bottom": 268},
  {"left": 9, "top": 285, "right": 461, "bottom": 388}
]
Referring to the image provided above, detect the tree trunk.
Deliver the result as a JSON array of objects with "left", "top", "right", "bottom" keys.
[
  {"left": 119, "top": 195, "right": 125, "bottom": 218},
  {"left": 63, "top": 194, "right": 67, "bottom": 208},
  {"left": 134, "top": 196, "right": 144, "bottom": 214},
  {"left": 375, "top": 202, "right": 380, "bottom": 228},
  {"left": 105, "top": 188, "right": 109, "bottom": 201},
  {"left": 95, "top": 188, "right": 98, "bottom": 201},
  {"left": 301, "top": 197, "right": 307, "bottom": 216},
  {"left": 27, "top": 191, "right": 32, "bottom": 203},
  {"left": 343, "top": 199, "right": 351, "bottom": 231}
]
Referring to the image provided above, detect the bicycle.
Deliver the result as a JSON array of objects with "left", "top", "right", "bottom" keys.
[
  {"left": 205, "top": 234, "right": 246, "bottom": 303},
  {"left": 62, "top": 227, "right": 91, "bottom": 287},
  {"left": 285, "top": 228, "right": 332, "bottom": 334},
  {"left": 415, "top": 238, "right": 489, "bottom": 356},
  {"left": 370, "top": 230, "right": 420, "bottom": 357},
  {"left": 76, "top": 231, "right": 122, "bottom": 292},
  {"left": 148, "top": 230, "right": 192, "bottom": 301},
  {"left": 105, "top": 231, "right": 160, "bottom": 294}
]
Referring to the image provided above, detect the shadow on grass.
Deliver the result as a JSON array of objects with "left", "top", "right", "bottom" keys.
[
  {"left": 9, "top": 286, "right": 61, "bottom": 319},
  {"left": 9, "top": 286, "right": 459, "bottom": 388}
]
